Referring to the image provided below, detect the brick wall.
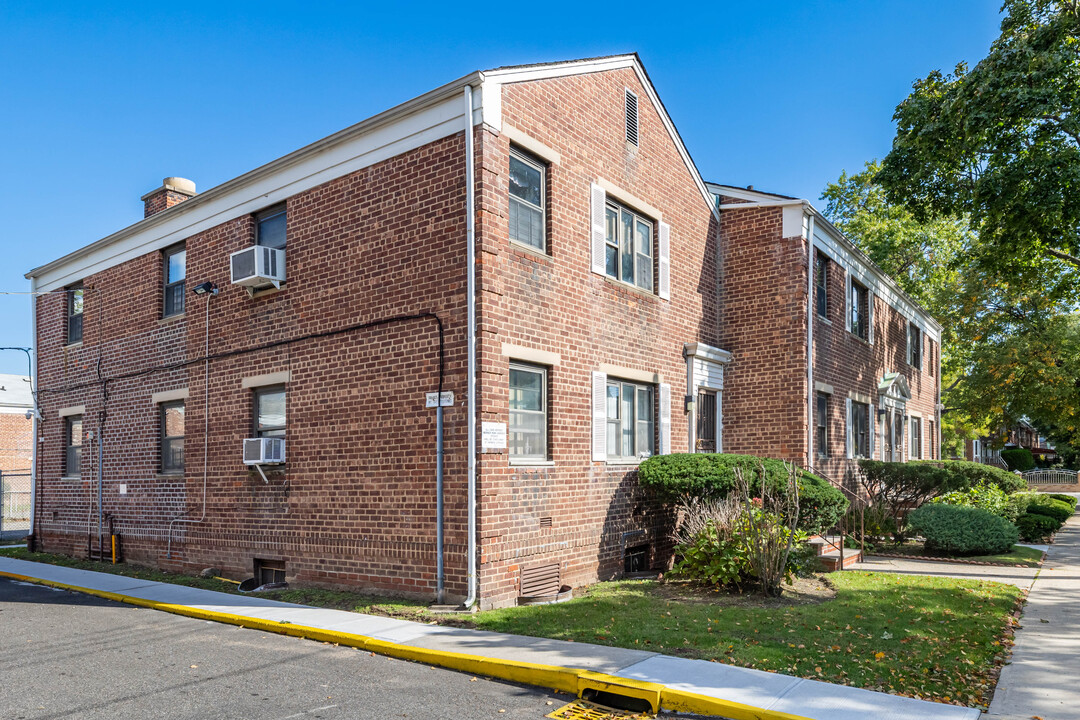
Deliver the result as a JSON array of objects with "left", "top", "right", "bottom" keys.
[
  {"left": 715, "top": 197, "right": 940, "bottom": 485},
  {"left": 35, "top": 133, "right": 470, "bottom": 597},
  {"left": 0, "top": 413, "right": 31, "bottom": 475},
  {"left": 716, "top": 205, "right": 808, "bottom": 463},
  {"left": 473, "top": 68, "right": 719, "bottom": 608}
]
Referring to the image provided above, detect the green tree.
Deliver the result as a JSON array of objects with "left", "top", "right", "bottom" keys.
[{"left": 877, "top": 0, "right": 1080, "bottom": 272}]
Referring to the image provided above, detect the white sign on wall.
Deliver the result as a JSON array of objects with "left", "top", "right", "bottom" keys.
[{"left": 481, "top": 421, "right": 507, "bottom": 451}]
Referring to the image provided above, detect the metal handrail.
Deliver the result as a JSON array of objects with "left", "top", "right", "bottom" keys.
[{"left": 801, "top": 463, "right": 868, "bottom": 567}]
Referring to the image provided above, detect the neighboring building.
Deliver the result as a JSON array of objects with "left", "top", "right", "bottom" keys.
[
  {"left": 27, "top": 55, "right": 724, "bottom": 608},
  {"left": 707, "top": 185, "right": 942, "bottom": 483},
  {"left": 25, "top": 55, "right": 943, "bottom": 608},
  {"left": 0, "top": 374, "right": 33, "bottom": 475},
  {"left": 967, "top": 419, "right": 1057, "bottom": 467}
]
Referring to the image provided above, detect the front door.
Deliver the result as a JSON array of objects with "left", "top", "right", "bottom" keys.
[{"left": 696, "top": 390, "right": 717, "bottom": 453}]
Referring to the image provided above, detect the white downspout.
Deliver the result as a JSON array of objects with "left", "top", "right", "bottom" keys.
[
  {"left": 805, "top": 213, "right": 815, "bottom": 467},
  {"left": 28, "top": 276, "right": 39, "bottom": 540},
  {"left": 463, "top": 84, "right": 478, "bottom": 609}
]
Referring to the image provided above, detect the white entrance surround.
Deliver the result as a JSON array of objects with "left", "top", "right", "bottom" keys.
[
  {"left": 684, "top": 342, "right": 733, "bottom": 454},
  {"left": 877, "top": 373, "right": 911, "bottom": 462}
]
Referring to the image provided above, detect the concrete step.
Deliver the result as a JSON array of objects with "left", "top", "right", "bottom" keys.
[
  {"left": 807, "top": 535, "right": 843, "bottom": 556},
  {"left": 818, "top": 548, "right": 861, "bottom": 572}
]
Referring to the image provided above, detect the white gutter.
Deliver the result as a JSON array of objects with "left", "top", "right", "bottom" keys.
[
  {"left": 717, "top": 199, "right": 809, "bottom": 210},
  {"left": 806, "top": 214, "right": 816, "bottom": 466},
  {"left": 463, "top": 84, "right": 478, "bottom": 609},
  {"left": 28, "top": 277, "right": 39, "bottom": 539}
]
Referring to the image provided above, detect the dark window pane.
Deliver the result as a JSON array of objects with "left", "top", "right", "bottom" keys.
[
  {"left": 164, "top": 282, "right": 185, "bottom": 316},
  {"left": 257, "top": 209, "right": 287, "bottom": 249},
  {"left": 68, "top": 314, "right": 83, "bottom": 343}
]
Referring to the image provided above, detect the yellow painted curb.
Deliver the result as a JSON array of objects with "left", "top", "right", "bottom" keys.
[{"left": 0, "top": 569, "right": 812, "bottom": 720}]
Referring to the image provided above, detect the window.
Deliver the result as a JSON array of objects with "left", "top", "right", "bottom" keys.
[
  {"left": 67, "top": 284, "right": 84, "bottom": 344},
  {"left": 508, "top": 363, "right": 547, "bottom": 460},
  {"left": 606, "top": 380, "right": 654, "bottom": 460},
  {"left": 161, "top": 401, "right": 185, "bottom": 473},
  {"left": 850, "top": 280, "right": 869, "bottom": 340},
  {"left": 624, "top": 89, "right": 639, "bottom": 146},
  {"left": 814, "top": 252, "right": 828, "bottom": 318},
  {"left": 65, "top": 415, "right": 82, "bottom": 476},
  {"left": 928, "top": 419, "right": 935, "bottom": 459},
  {"left": 851, "top": 401, "right": 870, "bottom": 458},
  {"left": 908, "top": 322, "right": 922, "bottom": 369},
  {"left": 254, "top": 559, "right": 285, "bottom": 586},
  {"left": 256, "top": 205, "right": 287, "bottom": 250},
  {"left": 816, "top": 393, "right": 829, "bottom": 458},
  {"left": 928, "top": 339, "right": 935, "bottom": 376},
  {"left": 163, "top": 243, "right": 186, "bottom": 317},
  {"left": 910, "top": 417, "right": 922, "bottom": 459},
  {"left": 695, "top": 389, "right": 717, "bottom": 453},
  {"left": 604, "top": 201, "right": 653, "bottom": 292},
  {"left": 508, "top": 149, "right": 545, "bottom": 251},
  {"left": 254, "top": 386, "right": 286, "bottom": 438}
]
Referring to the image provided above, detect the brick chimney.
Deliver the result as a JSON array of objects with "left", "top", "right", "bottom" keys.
[{"left": 141, "top": 177, "right": 197, "bottom": 218}]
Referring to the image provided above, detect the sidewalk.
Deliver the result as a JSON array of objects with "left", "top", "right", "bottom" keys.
[
  {"left": 988, "top": 501, "right": 1080, "bottom": 719},
  {"left": 0, "top": 556, "right": 978, "bottom": 720}
]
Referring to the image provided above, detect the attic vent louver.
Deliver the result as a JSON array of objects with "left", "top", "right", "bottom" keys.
[{"left": 625, "top": 89, "right": 639, "bottom": 146}]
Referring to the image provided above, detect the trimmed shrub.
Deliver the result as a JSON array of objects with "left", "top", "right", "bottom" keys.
[
  {"left": 907, "top": 503, "right": 1019, "bottom": 556},
  {"left": 931, "top": 482, "right": 1009, "bottom": 518},
  {"left": 638, "top": 453, "right": 848, "bottom": 534},
  {"left": 1005, "top": 492, "right": 1036, "bottom": 522},
  {"left": 1026, "top": 497, "right": 1074, "bottom": 524},
  {"left": 1000, "top": 448, "right": 1036, "bottom": 472},
  {"left": 1016, "top": 513, "right": 1059, "bottom": 542},
  {"left": 1048, "top": 493, "right": 1079, "bottom": 508},
  {"left": 910, "top": 460, "right": 1026, "bottom": 494}
]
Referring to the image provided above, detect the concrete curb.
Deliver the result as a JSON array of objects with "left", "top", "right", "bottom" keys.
[{"left": 0, "top": 569, "right": 810, "bottom": 720}]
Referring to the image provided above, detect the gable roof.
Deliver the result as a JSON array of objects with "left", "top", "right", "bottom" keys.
[
  {"left": 878, "top": 372, "right": 912, "bottom": 401},
  {"left": 27, "top": 54, "right": 717, "bottom": 292}
]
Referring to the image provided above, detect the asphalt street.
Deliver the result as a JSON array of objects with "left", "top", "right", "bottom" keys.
[{"left": 0, "top": 577, "right": 563, "bottom": 720}]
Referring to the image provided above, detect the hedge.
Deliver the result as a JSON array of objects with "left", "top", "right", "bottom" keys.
[
  {"left": 907, "top": 503, "right": 1019, "bottom": 556},
  {"left": 637, "top": 453, "right": 849, "bottom": 534},
  {"left": 908, "top": 459, "right": 1026, "bottom": 494},
  {"left": 1016, "top": 513, "right": 1059, "bottom": 542},
  {"left": 1000, "top": 448, "right": 1036, "bottom": 472},
  {"left": 1026, "top": 497, "right": 1074, "bottom": 524},
  {"left": 1049, "top": 493, "right": 1078, "bottom": 508}
]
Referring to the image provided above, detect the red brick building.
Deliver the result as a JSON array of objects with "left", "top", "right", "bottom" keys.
[
  {"left": 26, "top": 56, "right": 940, "bottom": 608},
  {"left": 0, "top": 374, "right": 33, "bottom": 476},
  {"left": 709, "top": 184, "right": 942, "bottom": 483}
]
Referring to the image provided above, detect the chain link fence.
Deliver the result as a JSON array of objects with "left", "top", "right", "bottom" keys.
[{"left": 1, "top": 472, "right": 31, "bottom": 541}]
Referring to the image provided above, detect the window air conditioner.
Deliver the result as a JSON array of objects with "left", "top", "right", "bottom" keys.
[
  {"left": 230, "top": 246, "right": 285, "bottom": 290},
  {"left": 243, "top": 437, "right": 285, "bottom": 465}
]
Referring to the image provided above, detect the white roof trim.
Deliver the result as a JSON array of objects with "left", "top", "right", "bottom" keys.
[{"left": 30, "top": 55, "right": 719, "bottom": 291}]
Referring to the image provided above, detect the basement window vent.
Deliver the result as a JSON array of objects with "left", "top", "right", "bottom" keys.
[
  {"left": 539, "top": 516, "right": 552, "bottom": 528},
  {"left": 625, "top": 89, "right": 639, "bottom": 146},
  {"left": 624, "top": 544, "right": 649, "bottom": 574},
  {"left": 254, "top": 558, "right": 286, "bottom": 586},
  {"left": 520, "top": 563, "right": 560, "bottom": 598}
]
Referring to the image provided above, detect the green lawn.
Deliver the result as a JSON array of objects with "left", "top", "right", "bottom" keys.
[
  {"left": 471, "top": 574, "right": 1020, "bottom": 709},
  {"left": 872, "top": 542, "right": 1044, "bottom": 567},
  {"left": 0, "top": 547, "right": 1020, "bottom": 709}
]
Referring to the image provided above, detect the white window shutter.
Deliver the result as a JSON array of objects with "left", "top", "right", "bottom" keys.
[
  {"left": 592, "top": 371, "right": 607, "bottom": 461},
  {"left": 659, "top": 383, "right": 672, "bottom": 455},
  {"left": 845, "top": 397, "right": 853, "bottom": 459},
  {"left": 658, "top": 222, "right": 671, "bottom": 300},
  {"left": 590, "top": 183, "right": 607, "bottom": 275},
  {"left": 867, "top": 289, "right": 874, "bottom": 342}
]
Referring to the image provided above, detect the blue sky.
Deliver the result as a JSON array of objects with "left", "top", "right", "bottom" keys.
[{"left": 0, "top": 1, "right": 1002, "bottom": 374}]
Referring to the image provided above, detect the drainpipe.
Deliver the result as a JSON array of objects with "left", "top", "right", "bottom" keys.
[
  {"left": 463, "top": 84, "right": 478, "bottom": 609},
  {"left": 28, "top": 277, "right": 39, "bottom": 542},
  {"left": 684, "top": 346, "right": 695, "bottom": 453},
  {"left": 435, "top": 404, "right": 445, "bottom": 603},
  {"left": 806, "top": 213, "right": 816, "bottom": 467}
]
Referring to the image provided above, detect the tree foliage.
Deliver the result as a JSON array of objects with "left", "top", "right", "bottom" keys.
[{"left": 877, "top": 0, "right": 1080, "bottom": 273}]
